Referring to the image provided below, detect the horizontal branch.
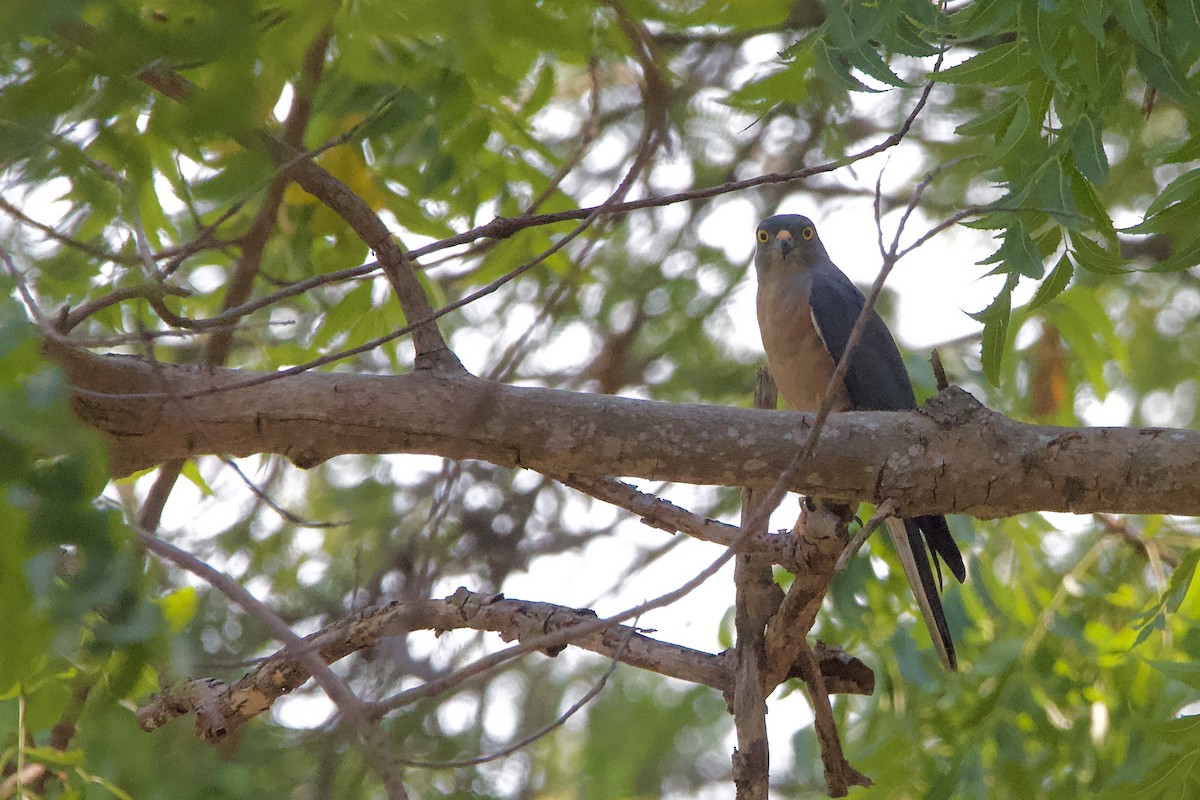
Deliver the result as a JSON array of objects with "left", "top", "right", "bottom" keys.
[
  {"left": 136, "top": 588, "right": 872, "bottom": 743},
  {"left": 53, "top": 344, "right": 1200, "bottom": 519}
]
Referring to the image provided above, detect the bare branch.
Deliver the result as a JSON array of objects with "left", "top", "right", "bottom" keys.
[
  {"left": 219, "top": 456, "right": 350, "bottom": 529},
  {"left": 731, "top": 369, "right": 782, "bottom": 800},
  {"left": 398, "top": 621, "right": 637, "bottom": 769},
  {"left": 137, "top": 588, "right": 872, "bottom": 740},
  {"left": 797, "top": 639, "right": 872, "bottom": 796}
]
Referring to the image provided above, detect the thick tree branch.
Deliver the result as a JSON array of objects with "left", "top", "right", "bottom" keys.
[{"left": 52, "top": 344, "right": 1200, "bottom": 519}]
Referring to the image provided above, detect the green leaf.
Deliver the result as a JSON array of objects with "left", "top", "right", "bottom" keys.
[
  {"left": 890, "top": 15, "right": 940, "bottom": 57},
  {"left": 1154, "top": 714, "right": 1200, "bottom": 744},
  {"left": 1150, "top": 231, "right": 1200, "bottom": 273},
  {"left": 1166, "top": 548, "right": 1200, "bottom": 614},
  {"left": 1097, "top": 748, "right": 1200, "bottom": 800},
  {"left": 1136, "top": 44, "right": 1200, "bottom": 109},
  {"left": 1069, "top": 230, "right": 1127, "bottom": 274},
  {"left": 841, "top": 42, "right": 914, "bottom": 89},
  {"left": 1144, "top": 168, "right": 1200, "bottom": 219},
  {"left": 1162, "top": 134, "right": 1200, "bottom": 165},
  {"left": 1068, "top": 0, "right": 1109, "bottom": 42},
  {"left": 1027, "top": 253, "right": 1074, "bottom": 311},
  {"left": 994, "top": 97, "right": 1033, "bottom": 160},
  {"left": 1054, "top": 286, "right": 1127, "bottom": 387},
  {"left": 1111, "top": 0, "right": 1163, "bottom": 54},
  {"left": 1120, "top": 199, "right": 1195, "bottom": 236},
  {"left": 76, "top": 767, "right": 136, "bottom": 800},
  {"left": 22, "top": 746, "right": 86, "bottom": 767},
  {"left": 723, "top": 60, "right": 811, "bottom": 114},
  {"left": 980, "top": 312, "right": 1010, "bottom": 387},
  {"left": 1145, "top": 661, "right": 1200, "bottom": 692},
  {"left": 1168, "top": 0, "right": 1200, "bottom": 45},
  {"left": 1037, "top": 158, "right": 1083, "bottom": 223},
  {"left": 970, "top": 282, "right": 1015, "bottom": 386},
  {"left": 956, "top": 96, "right": 1020, "bottom": 137},
  {"left": 521, "top": 62, "right": 557, "bottom": 116},
  {"left": 1035, "top": 225, "right": 1063, "bottom": 258},
  {"left": 1071, "top": 114, "right": 1110, "bottom": 185},
  {"left": 156, "top": 586, "right": 199, "bottom": 633},
  {"left": 951, "top": 0, "right": 1020, "bottom": 40},
  {"left": 315, "top": 280, "right": 376, "bottom": 350},
  {"left": 979, "top": 222, "right": 1044, "bottom": 278},
  {"left": 1023, "top": 0, "right": 1063, "bottom": 80},
  {"left": 814, "top": 39, "right": 881, "bottom": 93},
  {"left": 1071, "top": 167, "right": 1119, "bottom": 244},
  {"left": 180, "top": 459, "right": 214, "bottom": 497},
  {"left": 936, "top": 43, "right": 1035, "bottom": 85}
]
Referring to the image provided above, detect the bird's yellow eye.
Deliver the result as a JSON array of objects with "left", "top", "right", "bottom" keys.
[
  {"left": 756, "top": 229, "right": 769, "bottom": 243},
  {"left": 801, "top": 226, "right": 815, "bottom": 241}
]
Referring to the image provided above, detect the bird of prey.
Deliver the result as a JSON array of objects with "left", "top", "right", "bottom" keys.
[{"left": 753, "top": 213, "right": 966, "bottom": 670}]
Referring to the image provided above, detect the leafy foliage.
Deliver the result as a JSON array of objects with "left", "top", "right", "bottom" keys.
[
  {"left": 1, "top": 0, "right": 1199, "bottom": 798},
  {"left": 0, "top": 289, "right": 166, "bottom": 796}
]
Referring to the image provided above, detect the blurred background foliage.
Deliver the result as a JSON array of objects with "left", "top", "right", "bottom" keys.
[{"left": 2, "top": 0, "right": 1199, "bottom": 797}]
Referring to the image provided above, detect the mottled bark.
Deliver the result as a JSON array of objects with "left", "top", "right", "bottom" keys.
[{"left": 52, "top": 343, "right": 1200, "bottom": 519}]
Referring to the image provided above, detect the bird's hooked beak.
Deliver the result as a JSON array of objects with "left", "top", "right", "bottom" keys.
[{"left": 774, "top": 228, "right": 794, "bottom": 258}]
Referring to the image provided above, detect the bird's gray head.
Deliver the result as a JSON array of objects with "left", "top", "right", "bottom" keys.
[{"left": 754, "top": 214, "right": 829, "bottom": 277}]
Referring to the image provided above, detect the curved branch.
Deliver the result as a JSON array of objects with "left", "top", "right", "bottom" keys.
[{"left": 135, "top": 588, "right": 873, "bottom": 742}]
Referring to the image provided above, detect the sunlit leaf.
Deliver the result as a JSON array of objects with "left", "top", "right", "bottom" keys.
[
  {"left": 180, "top": 459, "right": 213, "bottom": 497},
  {"left": 156, "top": 586, "right": 199, "bottom": 633}
]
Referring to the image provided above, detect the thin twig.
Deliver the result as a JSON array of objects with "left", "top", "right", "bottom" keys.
[
  {"left": 796, "top": 640, "right": 872, "bottom": 797},
  {"left": 135, "top": 526, "right": 369, "bottom": 714},
  {"left": 397, "top": 620, "right": 638, "bottom": 769},
  {"left": 2, "top": 245, "right": 56, "bottom": 331},
  {"left": 930, "top": 349, "right": 949, "bottom": 391},
  {"left": 556, "top": 474, "right": 799, "bottom": 566},
  {"left": 834, "top": 499, "right": 898, "bottom": 572},
  {"left": 219, "top": 456, "right": 350, "bottom": 528}
]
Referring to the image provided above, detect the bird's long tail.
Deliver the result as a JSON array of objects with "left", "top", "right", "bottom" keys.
[{"left": 884, "top": 517, "right": 957, "bottom": 671}]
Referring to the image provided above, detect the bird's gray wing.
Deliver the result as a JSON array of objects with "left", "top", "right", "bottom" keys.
[
  {"left": 807, "top": 260, "right": 916, "bottom": 412},
  {"left": 809, "top": 258, "right": 966, "bottom": 669}
]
